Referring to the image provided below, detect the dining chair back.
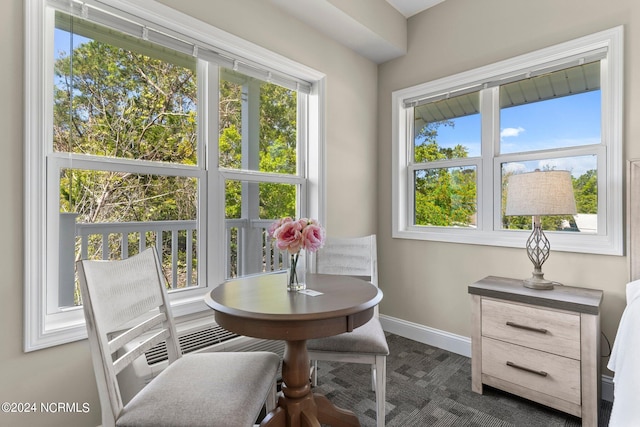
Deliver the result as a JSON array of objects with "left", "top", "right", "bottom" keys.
[
  {"left": 308, "top": 235, "right": 388, "bottom": 427},
  {"left": 77, "top": 247, "right": 280, "bottom": 427},
  {"left": 313, "top": 235, "right": 377, "bottom": 282}
]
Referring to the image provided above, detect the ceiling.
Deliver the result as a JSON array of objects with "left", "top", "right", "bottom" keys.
[
  {"left": 386, "top": 0, "right": 446, "bottom": 17},
  {"left": 269, "top": 0, "right": 447, "bottom": 63}
]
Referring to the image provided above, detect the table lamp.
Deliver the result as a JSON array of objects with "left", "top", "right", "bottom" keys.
[{"left": 505, "top": 170, "right": 577, "bottom": 290}]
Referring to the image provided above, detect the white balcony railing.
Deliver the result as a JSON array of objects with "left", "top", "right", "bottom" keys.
[
  {"left": 224, "top": 218, "right": 291, "bottom": 278},
  {"left": 75, "top": 220, "right": 198, "bottom": 290},
  {"left": 70, "top": 218, "right": 290, "bottom": 294}
]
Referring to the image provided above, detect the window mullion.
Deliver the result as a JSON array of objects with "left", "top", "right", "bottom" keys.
[
  {"left": 497, "top": 145, "right": 601, "bottom": 164},
  {"left": 48, "top": 153, "right": 203, "bottom": 177},
  {"left": 411, "top": 158, "right": 479, "bottom": 170},
  {"left": 219, "top": 168, "right": 306, "bottom": 185},
  {"left": 192, "top": 59, "right": 209, "bottom": 295},
  {"left": 206, "top": 63, "right": 225, "bottom": 288},
  {"left": 405, "top": 106, "right": 415, "bottom": 230},
  {"left": 297, "top": 92, "right": 309, "bottom": 219},
  {"left": 45, "top": 157, "right": 63, "bottom": 315},
  {"left": 596, "top": 144, "right": 608, "bottom": 237},
  {"left": 480, "top": 87, "right": 498, "bottom": 232}
]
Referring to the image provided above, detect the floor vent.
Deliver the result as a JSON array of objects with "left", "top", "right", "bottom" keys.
[{"left": 145, "top": 324, "right": 238, "bottom": 365}]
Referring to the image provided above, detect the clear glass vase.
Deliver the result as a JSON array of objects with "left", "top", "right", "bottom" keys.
[{"left": 287, "top": 252, "right": 306, "bottom": 291}]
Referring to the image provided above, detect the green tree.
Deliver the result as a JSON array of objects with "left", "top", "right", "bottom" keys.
[
  {"left": 55, "top": 41, "right": 198, "bottom": 225},
  {"left": 258, "top": 83, "right": 297, "bottom": 219},
  {"left": 218, "top": 76, "right": 297, "bottom": 221},
  {"left": 573, "top": 169, "right": 597, "bottom": 214},
  {"left": 413, "top": 120, "right": 477, "bottom": 227}
]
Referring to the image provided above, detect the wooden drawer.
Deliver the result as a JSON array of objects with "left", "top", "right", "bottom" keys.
[
  {"left": 482, "top": 337, "right": 581, "bottom": 405},
  {"left": 481, "top": 298, "right": 580, "bottom": 359}
]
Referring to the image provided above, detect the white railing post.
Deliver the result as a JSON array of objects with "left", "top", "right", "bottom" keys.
[
  {"left": 121, "top": 232, "right": 129, "bottom": 259},
  {"left": 186, "top": 229, "right": 193, "bottom": 288},
  {"left": 59, "top": 213, "right": 78, "bottom": 307},
  {"left": 171, "top": 230, "right": 178, "bottom": 289}
]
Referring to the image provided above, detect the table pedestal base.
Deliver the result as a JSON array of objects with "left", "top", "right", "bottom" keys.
[
  {"left": 260, "top": 340, "right": 360, "bottom": 427},
  {"left": 260, "top": 392, "right": 359, "bottom": 427}
]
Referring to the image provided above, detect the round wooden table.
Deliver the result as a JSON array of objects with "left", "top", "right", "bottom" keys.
[{"left": 204, "top": 273, "right": 383, "bottom": 427}]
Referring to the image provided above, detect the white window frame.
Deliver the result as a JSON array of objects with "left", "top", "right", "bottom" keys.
[
  {"left": 392, "top": 26, "right": 623, "bottom": 256},
  {"left": 24, "top": 0, "right": 326, "bottom": 351}
]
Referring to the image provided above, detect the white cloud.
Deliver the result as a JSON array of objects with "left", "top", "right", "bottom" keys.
[
  {"left": 500, "top": 127, "right": 525, "bottom": 138},
  {"left": 537, "top": 157, "right": 596, "bottom": 177},
  {"left": 502, "top": 163, "right": 527, "bottom": 174},
  {"left": 502, "top": 157, "right": 596, "bottom": 179}
]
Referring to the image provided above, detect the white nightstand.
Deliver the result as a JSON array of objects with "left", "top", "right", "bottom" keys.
[{"left": 469, "top": 276, "right": 603, "bottom": 426}]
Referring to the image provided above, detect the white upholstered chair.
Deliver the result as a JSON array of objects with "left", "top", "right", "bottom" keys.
[
  {"left": 77, "top": 248, "right": 280, "bottom": 427},
  {"left": 307, "top": 235, "right": 389, "bottom": 427}
]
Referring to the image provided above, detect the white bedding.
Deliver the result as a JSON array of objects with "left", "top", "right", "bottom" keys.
[{"left": 607, "top": 279, "right": 640, "bottom": 426}]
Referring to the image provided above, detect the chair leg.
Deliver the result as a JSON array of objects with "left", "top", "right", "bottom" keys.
[
  {"left": 375, "top": 355, "right": 386, "bottom": 427},
  {"left": 311, "top": 360, "right": 319, "bottom": 386},
  {"left": 370, "top": 364, "right": 376, "bottom": 391},
  {"left": 265, "top": 381, "right": 277, "bottom": 412}
]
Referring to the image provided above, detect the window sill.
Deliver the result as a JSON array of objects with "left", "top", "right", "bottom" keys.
[
  {"left": 392, "top": 227, "right": 623, "bottom": 256},
  {"left": 24, "top": 287, "right": 215, "bottom": 352}
]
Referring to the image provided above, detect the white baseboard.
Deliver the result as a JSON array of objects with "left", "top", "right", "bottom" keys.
[
  {"left": 379, "top": 314, "right": 472, "bottom": 357},
  {"left": 379, "top": 314, "right": 614, "bottom": 402}
]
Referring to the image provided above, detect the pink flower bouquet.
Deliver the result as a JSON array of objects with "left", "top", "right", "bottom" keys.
[{"left": 268, "top": 217, "right": 325, "bottom": 290}]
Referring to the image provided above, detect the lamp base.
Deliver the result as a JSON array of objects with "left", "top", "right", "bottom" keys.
[
  {"left": 522, "top": 218, "right": 554, "bottom": 290},
  {"left": 523, "top": 272, "right": 554, "bottom": 290}
]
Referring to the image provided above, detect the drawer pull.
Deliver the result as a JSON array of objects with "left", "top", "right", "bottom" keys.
[
  {"left": 506, "top": 361, "right": 548, "bottom": 377},
  {"left": 506, "top": 321, "right": 548, "bottom": 334}
]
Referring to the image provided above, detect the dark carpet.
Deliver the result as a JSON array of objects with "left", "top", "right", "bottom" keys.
[{"left": 312, "top": 333, "right": 612, "bottom": 426}]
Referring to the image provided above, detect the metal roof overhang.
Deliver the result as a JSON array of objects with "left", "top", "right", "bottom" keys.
[{"left": 414, "top": 61, "right": 600, "bottom": 130}]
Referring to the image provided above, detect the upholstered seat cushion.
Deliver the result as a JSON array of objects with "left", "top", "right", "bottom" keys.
[
  {"left": 306, "top": 318, "right": 389, "bottom": 355},
  {"left": 117, "top": 352, "right": 280, "bottom": 427}
]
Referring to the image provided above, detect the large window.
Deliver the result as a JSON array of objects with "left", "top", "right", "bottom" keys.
[
  {"left": 392, "top": 27, "right": 623, "bottom": 255},
  {"left": 25, "top": 0, "right": 324, "bottom": 350}
]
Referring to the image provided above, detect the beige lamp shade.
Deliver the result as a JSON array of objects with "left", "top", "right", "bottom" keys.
[{"left": 505, "top": 170, "right": 577, "bottom": 216}]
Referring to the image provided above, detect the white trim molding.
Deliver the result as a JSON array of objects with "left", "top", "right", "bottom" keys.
[{"left": 379, "top": 314, "right": 471, "bottom": 357}]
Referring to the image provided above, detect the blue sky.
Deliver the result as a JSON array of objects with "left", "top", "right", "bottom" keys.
[
  {"left": 425, "top": 90, "right": 601, "bottom": 177},
  {"left": 54, "top": 28, "right": 90, "bottom": 60}
]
